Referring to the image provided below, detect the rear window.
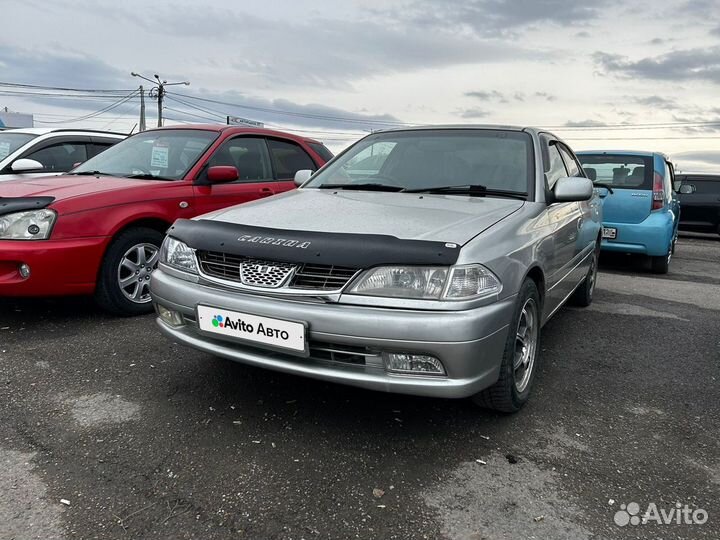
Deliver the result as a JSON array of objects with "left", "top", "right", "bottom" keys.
[
  {"left": 682, "top": 177, "right": 720, "bottom": 194},
  {"left": 308, "top": 142, "right": 334, "bottom": 162},
  {"left": 578, "top": 154, "right": 653, "bottom": 190}
]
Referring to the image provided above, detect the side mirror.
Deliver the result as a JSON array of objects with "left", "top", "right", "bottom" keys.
[
  {"left": 582, "top": 167, "right": 597, "bottom": 181},
  {"left": 294, "top": 169, "right": 313, "bottom": 186},
  {"left": 553, "top": 176, "right": 594, "bottom": 202},
  {"left": 207, "top": 165, "right": 239, "bottom": 184},
  {"left": 678, "top": 184, "right": 695, "bottom": 194},
  {"left": 11, "top": 158, "right": 44, "bottom": 172}
]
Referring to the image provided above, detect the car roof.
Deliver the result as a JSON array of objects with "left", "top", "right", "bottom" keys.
[
  {"left": 150, "top": 123, "right": 321, "bottom": 144},
  {"left": 375, "top": 124, "right": 528, "bottom": 133},
  {"left": 676, "top": 172, "right": 720, "bottom": 178},
  {"left": 576, "top": 149, "right": 666, "bottom": 158},
  {"left": 1, "top": 127, "right": 126, "bottom": 137}
]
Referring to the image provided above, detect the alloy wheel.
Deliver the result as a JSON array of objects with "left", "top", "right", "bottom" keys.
[
  {"left": 117, "top": 243, "right": 159, "bottom": 304},
  {"left": 513, "top": 297, "right": 539, "bottom": 393}
]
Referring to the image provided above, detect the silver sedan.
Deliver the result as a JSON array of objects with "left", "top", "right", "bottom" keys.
[{"left": 151, "top": 126, "right": 602, "bottom": 412}]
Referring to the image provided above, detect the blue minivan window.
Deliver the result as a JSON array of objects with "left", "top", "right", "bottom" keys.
[{"left": 578, "top": 154, "right": 653, "bottom": 189}]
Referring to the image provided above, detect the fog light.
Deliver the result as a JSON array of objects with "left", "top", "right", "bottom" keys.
[
  {"left": 18, "top": 263, "right": 31, "bottom": 279},
  {"left": 383, "top": 353, "right": 445, "bottom": 375},
  {"left": 156, "top": 304, "right": 184, "bottom": 327}
]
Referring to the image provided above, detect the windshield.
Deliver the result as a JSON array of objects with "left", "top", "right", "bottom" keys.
[
  {"left": 0, "top": 132, "right": 39, "bottom": 161},
  {"left": 73, "top": 129, "right": 218, "bottom": 180},
  {"left": 578, "top": 154, "right": 653, "bottom": 190},
  {"left": 304, "top": 129, "right": 533, "bottom": 195}
]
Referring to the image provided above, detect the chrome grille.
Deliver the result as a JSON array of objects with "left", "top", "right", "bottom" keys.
[
  {"left": 290, "top": 264, "right": 359, "bottom": 290},
  {"left": 196, "top": 251, "right": 359, "bottom": 291},
  {"left": 239, "top": 259, "right": 295, "bottom": 288}
]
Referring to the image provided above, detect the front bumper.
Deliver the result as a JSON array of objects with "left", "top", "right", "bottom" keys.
[
  {"left": 0, "top": 237, "right": 108, "bottom": 296},
  {"left": 150, "top": 269, "right": 515, "bottom": 399},
  {"left": 601, "top": 212, "right": 674, "bottom": 257}
]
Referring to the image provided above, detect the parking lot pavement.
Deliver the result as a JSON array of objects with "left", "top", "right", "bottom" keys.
[{"left": 0, "top": 235, "right": 718, "bottom": 540}]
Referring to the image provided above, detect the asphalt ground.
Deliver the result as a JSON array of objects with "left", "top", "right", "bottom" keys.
[{"left": 1, "top": 233, "right": 718, "bottom": 540}]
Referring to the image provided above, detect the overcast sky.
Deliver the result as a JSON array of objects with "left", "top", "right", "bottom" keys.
[{"left": 2, "top": 0, "right": 720, "bottom": 169}]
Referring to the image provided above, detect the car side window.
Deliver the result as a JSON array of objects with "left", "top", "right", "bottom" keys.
[
  {"left": 206, "top": 137, "right": 272, "bottom": 182},
  {"left": 664, "top": 161, "right": 674, "bottom": 194},
  {"left": 557, "top": 145, "right": 582, "bottom": 177},
  {"left": 23, "top": 142, "right": 88, "bottom": 173},
  {"left": 545, "top": 143, "right": 568, "bottom": 189},
  {"left": 267, "top": 139, "right": 317, "bottom": 180}
]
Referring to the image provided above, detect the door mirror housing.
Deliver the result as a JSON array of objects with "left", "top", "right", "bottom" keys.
[
  {"left": 11, "top": 158, "right": 44, "bottom": 172},
  {"left": 294, "top": 169, "right": 313, "bottom": 186},
  {"left": 678, "top": 183, "right": 695, "bottom": 194},
  {"left": 207, "top": 165, "right": 239, "bottom": 184},
  {"left": 552, "top": 176, "right": 594, "bottom": 203}
]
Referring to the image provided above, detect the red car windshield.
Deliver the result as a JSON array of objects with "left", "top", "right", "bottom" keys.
[{"left": 72, "top": 129, "right": 218, "bottom": 180}]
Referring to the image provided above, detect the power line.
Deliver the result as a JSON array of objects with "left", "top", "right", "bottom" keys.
[
  {"left": 0, "top": 81, "right": 135, "bottom": 93},
  {"left": 166, "top": 91, "right": 410, "bottom": 127},
  {"left": 163, "top": 106, "right": 221, "bottom": 123},
  {"left": 35, "top": 91, "right": 139, "bottom": 124}
]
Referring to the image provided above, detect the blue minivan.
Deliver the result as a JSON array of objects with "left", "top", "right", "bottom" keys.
[{"left": 576, "top": 151, "right": 680, "bottom": 274}]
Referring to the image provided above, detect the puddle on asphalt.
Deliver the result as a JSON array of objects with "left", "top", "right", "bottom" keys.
[
  {"left": 0, "top": 449, "right": 65, "bottom": 540},
  {"left": 423, "top": 452, "right": 593, "bottom": 540}
]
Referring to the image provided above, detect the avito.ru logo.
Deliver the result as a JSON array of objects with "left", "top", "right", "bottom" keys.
[{"left": 614, "top": 501, "right": 708, "bottom": 527}]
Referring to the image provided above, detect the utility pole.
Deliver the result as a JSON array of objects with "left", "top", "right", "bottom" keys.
[
  {"left": 131, "top": 72, "right": 189, "bottom": 128},
  {"left": 139, "top": 85, "right": 146, "bottom": 132}
]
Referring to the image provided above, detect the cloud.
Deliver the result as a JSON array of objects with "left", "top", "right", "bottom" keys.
[
  {"left": 673, "top": 150, "right": 720, "bottom": 172},
  {"left": 564, "top": 119, "right": 608, "bottom": 127},
  {"left": 629, "top": 95, "right": 679, "bottom": 108},
  {"left": 575, "top": 31, "right": 591, "bottom": 38},
  {"left": 401, "top": 0, "right": 616, "bottom": 34},
  {"left": 457, "top": 108, "right": 490, "bottom": 119},
  {"left": 711, "top": 26, "right": 720, "bottom": 36},
  {"left": 91, "top": 3, "right": 540, "bottom": 90},
  {"left": 0, "top": 44, "right": 404, "bottom": 131},
  {"left": 464, "top": 90, "right": 555, "bottom": 103},
  {"left": 594, "top": 47, "right": 720, "bottom": 83},
  {"left": 465, "top": 90, "right": 505, "bottom": 101}
]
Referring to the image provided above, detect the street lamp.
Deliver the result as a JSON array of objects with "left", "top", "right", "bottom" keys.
[{"left": 131, "top": 72, "right": 190, "bottom": 128}]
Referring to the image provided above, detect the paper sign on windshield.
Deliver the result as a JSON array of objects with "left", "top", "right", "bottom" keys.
[
  {"left": 0, "top": 142, "right": 10, "bottom": 160},
  {"left": 150, "top": 144, "right": 169, "bottom": 168}
]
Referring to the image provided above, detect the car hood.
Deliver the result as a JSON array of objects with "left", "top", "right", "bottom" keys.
[
  {"left": 201, "top": 189, "right": 524, "bottom": 245},
  {"left": 0, "top": 174, "right": 165, "bottom": 201}
]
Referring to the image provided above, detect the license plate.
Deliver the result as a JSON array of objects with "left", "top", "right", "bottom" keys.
[
  {"left": 197, "top": 305, "right": 306, "bottom": 354},
  {"left": 602, "top": 227, "right": 617, "bottom": 239}
]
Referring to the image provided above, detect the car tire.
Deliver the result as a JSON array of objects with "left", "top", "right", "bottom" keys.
[
  {"left": 471, "top": 278, "right": 541, "bottom": 413},
  {"left": 95, "top": 227, "right": 164, "bottom": 316},
  {"left": 650, "top": 250, "right": 671, "bottom": 275},
  {"left": 569, "top": 241, "right": 600, "bottom": 308}
]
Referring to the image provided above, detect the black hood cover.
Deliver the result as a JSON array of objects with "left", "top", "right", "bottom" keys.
[
  {"left": 168, "top": 218, "right": 460, "bottom": 268},
  {"left": 0, "top": 197, "right": 56, "bottom": 217}
]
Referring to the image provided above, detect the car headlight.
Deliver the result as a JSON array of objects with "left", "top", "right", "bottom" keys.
[
  {"left": 348, "top": 264, "right": 501, "bottom": 300},
  {"left": 0, "top": 209, "right": 56, "bottom": 240},
  {"left": 160, "top": 236, "right": 198, "bottom": 273}
]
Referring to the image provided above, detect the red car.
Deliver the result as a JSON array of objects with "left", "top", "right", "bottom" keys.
[{"left": 0, "top": 124, "right": 332, "bottom": 314}]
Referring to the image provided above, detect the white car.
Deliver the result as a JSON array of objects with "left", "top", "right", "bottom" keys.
[{"left": 0, "top": 128, "right": 125, "bottom": 181}]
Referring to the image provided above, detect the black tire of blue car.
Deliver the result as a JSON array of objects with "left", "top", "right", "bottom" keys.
[
  {"left": 472, "top": 278, "right": 541, "bottom": 413},
  {"left": 95, "top": 227, "right": 164, "bottom": 316},
  {"left": 650, "top": 248, "right": 671, "bottom": 275},
  {"left": 569, "top": 241, "right": 600, "bottom": 307}
]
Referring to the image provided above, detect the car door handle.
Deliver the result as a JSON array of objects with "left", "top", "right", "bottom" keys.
[{"left": 258, "top": 187, "right": 275, "bottom": 198}]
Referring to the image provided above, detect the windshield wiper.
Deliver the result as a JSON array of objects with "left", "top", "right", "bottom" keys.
[
  {"left": 71, "top": 170, "right": 113, "bottom": 176},
  {"left": 592, "top": 182, "right": 614, "bottom": 194},
  {"left": 403, "top": 184, "right": 528, "bottom": 200},
  {"left": 316, "top": 183, "right": 404, "bottom": 192},
  {"left": 125, "top": 173, "right": 175, "bottom": 181}
]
